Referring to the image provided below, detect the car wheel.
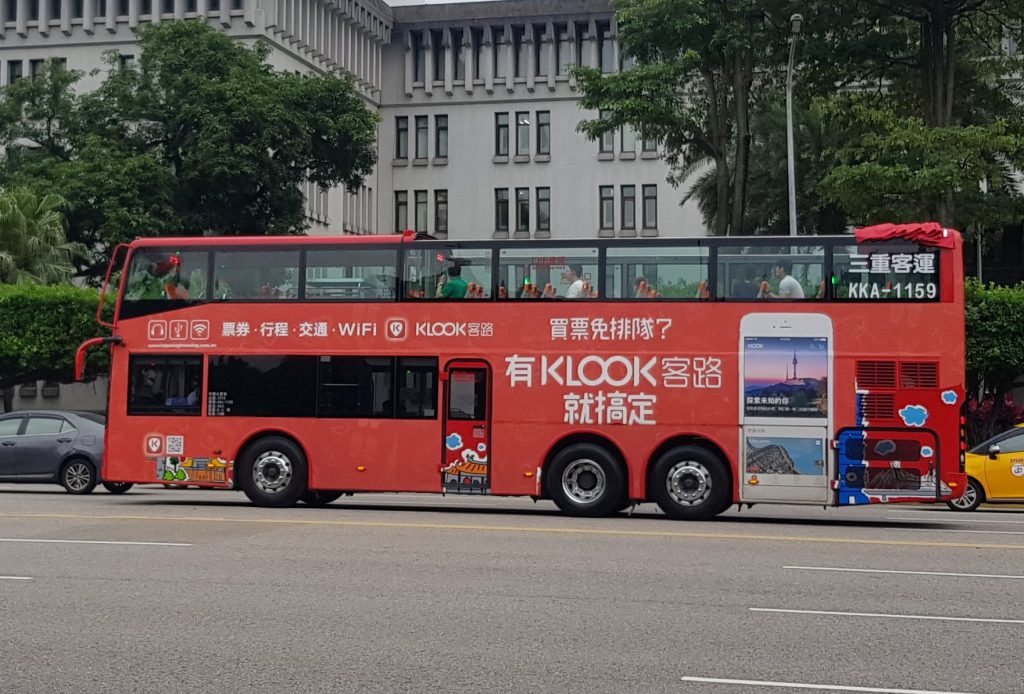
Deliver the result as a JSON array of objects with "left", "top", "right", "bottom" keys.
[
  {"left": 239, "top": 436, "right": 307, "bottom": 508},
  {"left": 300, "top": 490, "right": 344, "bottom": 506},
  {"left": 649, "top": 446, "right": 731, "bottom": 521},
  {"left": 103, "top": 481, "right": 134, "bottom": 494},
  {"left": 947, "top": 478, "right": 984, "bottom": 512},
  {"left": 60, "top": 459, "right": 98, "bottom": 495},
  {"left": 546, "top": 443, "right": 625, "bottom": 518}
]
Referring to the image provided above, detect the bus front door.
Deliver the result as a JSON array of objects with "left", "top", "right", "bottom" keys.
[{"left": 441, "top": 361, "right": 491, "bottom": 494}]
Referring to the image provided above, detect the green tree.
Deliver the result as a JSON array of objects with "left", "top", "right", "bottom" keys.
[
  {"left": 0, "top": 22, "right": 379, "bottom": 279},
  {"left": 803, "top": 1, "right": 1024, "bottom": 229},
  {"left": 0, "top": 187, "right": 82, "bottom": 284},
  {"left": 573, "top": 0, "right": 792, "bottom": 236},
  {"left": 0, "top": 284, "right": 102, "bottom": 412},
  {"left": 964, "top": 280, "right": 1024, "bottom": 443}
]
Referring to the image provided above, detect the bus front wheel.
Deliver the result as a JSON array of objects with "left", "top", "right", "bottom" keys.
[
  {"left": 649, "top": 446, "right": 730, "bottom": 521},
  {"left": 239, "top": 436, "right": 308, "bottom": 508},
  {"left": 546, "top": 443, "right": 625, "bottom": 518}
]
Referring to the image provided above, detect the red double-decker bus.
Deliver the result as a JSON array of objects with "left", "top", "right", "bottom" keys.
[{"left": 77, "top": 223, "right": 966, "bottom": 519}]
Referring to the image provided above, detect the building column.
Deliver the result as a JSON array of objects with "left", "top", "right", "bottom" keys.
[
  {"left": 525, "top": 23, "right": 537, "bottom": 92},
  {"left": 545, "top": 21, "right": 556, "bottom": 90},
  {"left": 502, "top": 22, "right": 514, "bottom": 93},
  {"left": 443, "top": 27, "right": 453, "bottom": 95},
  {"left": 483, "top": 26, "right": 494, "bottom": 94},
  {"left": 461, "top": 25, "right": 473, "bottom": 94},
  {"left": 423, "top": 29, "right": 434, "bottom": 95},
  {"left": 403, "top": 27, "right": 414, "bottom": 96},
  {"left": 61, "top": 0, "right": 72, "bottom": 34}
]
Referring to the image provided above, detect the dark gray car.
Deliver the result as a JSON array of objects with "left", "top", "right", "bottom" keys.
[{"left": 0, "top": 410, "right": 133, "bottom": 494}]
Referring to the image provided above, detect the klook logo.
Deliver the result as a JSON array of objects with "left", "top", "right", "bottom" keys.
[{"left": 385, "top": 318, "right": 408, "bottom": 341}]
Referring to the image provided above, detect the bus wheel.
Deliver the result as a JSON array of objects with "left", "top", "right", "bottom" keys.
[
  {"left": 300, "top": 490, "right": 343, "bottom": 507},
  {"left": 650, "top": 446, "right": 730, "bottom": 521},
  {"left": 547, "top": 443, "right": 625, "bottom": 518},
  {"left": 239, "top": 437, "right": 307, "bottom": 507},
  {"left": 102, "top": 481, "right": 134, "bottom": 494}
]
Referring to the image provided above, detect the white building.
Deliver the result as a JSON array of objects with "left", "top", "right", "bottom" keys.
[{"left": 0, "top": 0, "right": 704, "bottom": 244}]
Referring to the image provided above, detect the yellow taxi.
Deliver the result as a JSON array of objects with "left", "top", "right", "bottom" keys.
[{"left": 948, "top": 424, "right": 1024, "bottom": 511}]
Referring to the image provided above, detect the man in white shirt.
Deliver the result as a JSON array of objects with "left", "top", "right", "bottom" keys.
[
  {"left": 771, "top": 259, "right": 805, "bottom": 299},
  {"left": 564, "top": 264, "right": 586, "bottom": 298}
]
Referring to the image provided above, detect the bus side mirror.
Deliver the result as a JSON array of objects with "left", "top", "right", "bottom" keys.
[{"left": 988, "top": 444, "right": 1000, "bottom": 459}]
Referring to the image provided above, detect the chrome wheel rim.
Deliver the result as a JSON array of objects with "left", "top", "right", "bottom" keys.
[
  {"left": 562, "top": 459, "right": 606, "bottom": 504},
  {"left": 65, "top": 463, "right": 92, "bottom": 492},
  {"left": 666, "top": 461, "right": 712, "bottom": 506},
  {"left": 252, "top": 451, "right": 293, "bottom": 494},
  {"left": 950, "top": 483, "right": 978, "bottom": 510}
]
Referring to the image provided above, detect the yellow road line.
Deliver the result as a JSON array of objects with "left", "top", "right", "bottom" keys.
[{"left": 1, "top": 511, "right": 1023, "bottom": 550}]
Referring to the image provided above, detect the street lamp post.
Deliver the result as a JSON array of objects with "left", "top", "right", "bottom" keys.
[{"left": 786, "top": 13, "right": 803, "bottom": 236}]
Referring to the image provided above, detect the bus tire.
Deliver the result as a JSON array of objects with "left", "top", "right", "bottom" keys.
[
  {"left": 649, "top": 446, "right": 730, "bottom": 521},
  {"left": 546, "top": 443, "right": 625, "bottom": 518},
  {"left": 238, "top": 436, "right": 307, "bottom": 508},
  {"left": 300, "top": 490, "right": 343, "bottom": 506},
  {"left": 102, "top": 481, "right": 134, "bottom": 494}
]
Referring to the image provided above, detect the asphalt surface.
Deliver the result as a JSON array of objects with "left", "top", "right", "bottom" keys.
[{"left": 1, "top": 485, "right": 1023, "bottom": 694}]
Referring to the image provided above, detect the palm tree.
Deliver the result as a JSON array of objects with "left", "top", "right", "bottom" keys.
[{"left": 0, "top": 187, "right": 83, "bottom": 284}]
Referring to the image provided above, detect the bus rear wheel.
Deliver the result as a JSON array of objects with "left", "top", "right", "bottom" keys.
[
  {"left": 547, "top": 443, "right": 625, "bottom": 518},
  {"left": 300, "top": 490, "right": 343, "bottom": 507},
  {"left": 649, "top": 446, "right": 730, "bottom": 521},
  {"left": 239, "top": 436, "right": 307, "bottom": 508}
]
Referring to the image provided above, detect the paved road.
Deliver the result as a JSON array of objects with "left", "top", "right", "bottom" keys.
[{"left": 1, "top": 485, "right": 1022, "bottom": 694}]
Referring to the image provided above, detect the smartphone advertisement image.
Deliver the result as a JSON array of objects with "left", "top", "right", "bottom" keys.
[{"left": 743, "top": 336, "right": 828, "bottom": 419}]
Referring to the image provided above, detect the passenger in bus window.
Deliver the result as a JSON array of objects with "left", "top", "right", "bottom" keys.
[
  {"left": 439, "top": 265, "right": 468, "bottom": 298},
  {"left": 764, "top": 259, "right": 805, "bottom": 299},
  {"left": 564, "top": 264, "right": 585, "bottom": 298},
  {"left": 731, "top": 267, "right": 760, "bottom": 299}
]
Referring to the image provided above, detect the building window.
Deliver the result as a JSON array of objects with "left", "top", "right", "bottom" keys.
[
  {"left": 29, "top": 60, "right": 45, "bottom": 80},
  {"left": 556, "top": 24, "right": 570, "bottom": 75},
  {"left": 621, "top": 185, "right": 636, "bottom": 230},
  {"left": 138, "top": 0, "right": 149, "bottom": 15},
  {"left": 534, "top": 24, "right": 548, "bottom": 77},
  {"left": 643, "top": 185, "right": 658, "bottom": 229},
  {"left": 29, "top": 0, "right": 38, "bottom": 20},
  {"left": 536, "top": 111, "right": 550, "bottom": 155},
  {"left": 50, "top": 0, "right": 61, "bottom": 19},
  {"left": 494, "top": 113, "right": 509, "bottom": 157},
  {"left": 621, "top": 53, "right": 637, "bottom": 71},
  {"left": 599, "top": 186, "right": 614, "bottom": 230},
  {"left": 452, "top": 28, "right": 465, "bottom": 81},
  {"left": 622, "top": 124, "right": 636, "bottom": 153},
  {"left": 599, "top": 110, "right": 614, "bottom": 153},
  {"left": 118, "top": 54, "right": 136, "bottom": 70},
  {"left": 515, "top": 188, "right": 530, "bottom": 232},
  {"left": 598, "top": 22, "right": 614, "bottom": 73},
  {"left": 435, "top": 190, "right": 448, "bottom": 234},
  {"left": 7, "top": 61, "right": 22, "bottom": 85},
  {"left": 415, "top": 190, "right": 428, "bottom": 232},
  {"left": 435, "top": 115, "right": 448, "bottom": 158},
  {"left": 472, "top": 28, "right": 484, "bottom": 79},
  {"left": 515, "top": 111, "right": 530, "bottom": 156},
  {"left": 495, "top": 188, "right": 509, "bottom": 231},
  {"left": 395, "top": 116, "right": 409, "bottom": 159},
  {"left": 395, "top": 191, "right": 408, "bottom": 231},
  {"left": 431, "top": 30, "right": 444, "bottom": 82},
  {"left": 493, "top": 26, "right": 506, "bottom": 78},
  {"left": 642, "top": 137, "right": 658, "bottom": 153},
  {"left": 512, "top": 25, "right": 526, "bottom": 78},
  {"left": 163, "top": 0, "right": 173, "bottom": 13},
  {"left": 412, "top": 31, "right": 425, "bottom": 83},
  {"left": 414, "top": 115, "right": 428, "bottom": 159},
  {"left": 537, "top": 187, "right": 551, "bottom": 232}
]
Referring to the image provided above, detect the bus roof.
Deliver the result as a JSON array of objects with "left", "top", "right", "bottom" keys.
[{"left": 129, "top": 231, "right": 422, "bottom": 248}]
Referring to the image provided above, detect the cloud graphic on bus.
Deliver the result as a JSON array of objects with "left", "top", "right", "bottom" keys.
[
  {"left": 445, "top": 433, "right": 463, "bottom": 450},
  {"left": 941, "top": 390, "right": 958, "bottom": 405},
  {"left": 899, "top": 405, "right": 929, "bottom": 427},
  {"left": 920, "top": 446, "right": 934, "bottom": 457},
  {"left": 873, "top": 439, "right": 897, "bottom": 456}
]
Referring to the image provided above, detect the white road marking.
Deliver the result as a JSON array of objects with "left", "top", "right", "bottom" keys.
[
  {"left": 0, "top": 538, "right": 191, "bottom": 547},
  {"left": 785, "top": 565, "right": 1024, "bottom": 580},
  {"left": 680, "top": 676, "right": 983, "bottom": 693},
  {"left": 0, "top": 575, "right": 33, "bottom": 581},
  {"left": 889, "top": 515, "right": 1024, "bottom": 525},
  {"left": 750, "top": 607, "right": 1024, "bottom": 625},
  {"left": 900, "top": 528, "right": 1024, "bottom": 536}
]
